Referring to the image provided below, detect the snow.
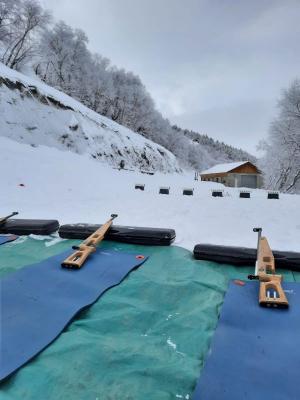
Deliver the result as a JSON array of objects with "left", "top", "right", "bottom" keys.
[
  {"left": 0, "top": 62, "right": 179, "bottom": 172},
  {"left": 1, "top": 136, "right": 300, "bottom": 253},
  {"left": 200, "top": 161, "right": 249, "bottom": 175},
  {"left": 167, "top": 337, "right": 177, "bottom": 350}
]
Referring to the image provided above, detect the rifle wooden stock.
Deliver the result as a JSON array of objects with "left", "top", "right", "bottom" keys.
[
  {"left": 259, "top": 275, "right": 288, "bottom": 308},
  {"left": 62, "top": 214, "right": 117, "bottom": 269},
  {"left": 256, "top": 234, "right": 289, "bottom": 308}
]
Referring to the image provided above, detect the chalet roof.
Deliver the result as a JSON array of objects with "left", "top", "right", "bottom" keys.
[{"left": 200, "top": 161, "right": 251, "bottom": 175}]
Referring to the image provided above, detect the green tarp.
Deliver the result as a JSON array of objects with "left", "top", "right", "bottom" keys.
[{"left": 1, "top": 237, "right": 299, "bottom": 400}]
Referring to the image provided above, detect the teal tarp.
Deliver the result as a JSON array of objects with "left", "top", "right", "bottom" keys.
[{"left": 1, "top": 237, "right": 299, "bottom": 400}]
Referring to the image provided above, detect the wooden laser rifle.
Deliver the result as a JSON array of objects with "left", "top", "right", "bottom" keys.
[
  {"left": 61, "top": 214, "right": 118, "bottom": 269},
  {"left": 0, "top": 212, "right": 19, "bottom": 225},
  {"left": 248, "top": 228, "right": 289, "bottom": 308}
]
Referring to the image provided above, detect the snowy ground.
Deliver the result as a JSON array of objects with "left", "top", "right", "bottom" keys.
[{"left": 1, "top": 136, "right": 300, "bottom": 252}]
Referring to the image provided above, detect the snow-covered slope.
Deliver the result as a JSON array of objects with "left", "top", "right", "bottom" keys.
[
  {"left": 1, "top": 136, "right": 300, "bottom": 252},
  {"left": 0, "top": 63, "right": 180, "bottom": 173}
]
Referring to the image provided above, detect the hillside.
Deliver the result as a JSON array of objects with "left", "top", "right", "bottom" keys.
[
  {"left": 179, "top": 127, "right": 256, "bottom": 166},
  {"left": 0, "top": 63, "right": 180, "bottom": 173},
  {"left": 1, "top": 136, "right": 299, "bottom": 252}
]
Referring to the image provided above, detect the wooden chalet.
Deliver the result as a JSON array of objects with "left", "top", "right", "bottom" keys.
[{"left": 200, "top": 161, "right": 263, "bottom": 188}]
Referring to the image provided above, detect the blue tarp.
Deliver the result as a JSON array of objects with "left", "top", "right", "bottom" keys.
[
  {"left": 0, "top": 248, "right": 147, "bottom": 381},
  {"left": 1, "top": 238, "right": 299, "bottom": 399},
  {"left": 193, "top": 280, "right": 300, "bottom": 400}
]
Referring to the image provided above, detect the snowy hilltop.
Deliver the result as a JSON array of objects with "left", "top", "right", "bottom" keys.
[{"left": 0, "top": 62, "right": 180, "bottom": 173}]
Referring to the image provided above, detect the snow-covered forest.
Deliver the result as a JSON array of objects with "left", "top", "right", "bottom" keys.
[
  {"left": 0, "top": 0, "right": 299, "bottom": 191},
  {"left": 0, "top": 0, "right": 253, "bottom": 169},
  {"left": 0, "top": 61, "right": 181, "bottom": 172}
]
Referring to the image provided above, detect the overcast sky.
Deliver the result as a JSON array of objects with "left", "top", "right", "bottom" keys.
[{"left": 42, "top": 0, "right": 300, "bottom": 154}]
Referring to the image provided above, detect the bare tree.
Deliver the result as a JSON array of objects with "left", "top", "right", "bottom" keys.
[
  {"left": 1, "top": 0, "right": 51, "bottom": 70},
  {"left": 0, "top": 0, "right": 20, "bottom": 44},
  {"left": 260, "top": 80, "right": 300, "bottom": 193}
]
